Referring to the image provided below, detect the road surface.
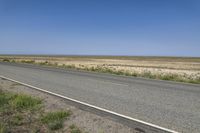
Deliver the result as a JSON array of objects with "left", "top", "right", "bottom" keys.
[{"left": 0, "top": 62, "right": 199, "bottom": 132}]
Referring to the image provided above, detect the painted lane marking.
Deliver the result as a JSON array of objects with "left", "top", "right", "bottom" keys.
[{"left": 0, "top": 75, "right": 178, "bottom": 133}]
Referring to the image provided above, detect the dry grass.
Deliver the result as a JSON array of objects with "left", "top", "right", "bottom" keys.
[{"left": 0, "top": 55, "right": 200, "bottom": 83}]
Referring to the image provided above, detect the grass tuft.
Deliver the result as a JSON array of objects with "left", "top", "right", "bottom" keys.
[
  {"left": 41, "top": 111, "right": 71, "bottom": 130},
  {"left": 10, "top": 114, "right": 24, "bottom": 126},
  {"left": 11, "top": 94, "right": 42, "bottom": 110},
  {"left": 0, "top": 123, "right": 7, "bottom": 133},
  {"left": 0, "top": 90, "right": 14, "bottom": 107},
  {"left": 69, "top": 124, "right": 82, "bottom": 133}
]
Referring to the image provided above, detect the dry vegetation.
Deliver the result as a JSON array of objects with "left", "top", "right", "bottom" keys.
[
  {"left": 0, "top": 85, "right": 82, "bottom": 133},
  {"left": 0, "top": 55, "right": 200, "bottom": 84}
]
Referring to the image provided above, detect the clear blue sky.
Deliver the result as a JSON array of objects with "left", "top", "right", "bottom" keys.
[{"left": 0, "top": 0, "right": 200, "bottom": 57}]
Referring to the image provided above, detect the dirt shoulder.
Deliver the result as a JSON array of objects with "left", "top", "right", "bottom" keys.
[{"left": 0, "top": 77, "right": 137, "bottom": 133}]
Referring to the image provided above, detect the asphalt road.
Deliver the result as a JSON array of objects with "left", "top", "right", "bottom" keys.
[{"left": 0, "top": 62, "right": 200, "bottom": 133}]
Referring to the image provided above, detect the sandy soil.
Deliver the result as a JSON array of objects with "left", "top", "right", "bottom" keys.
[{"left": 0, "top": 77, "right": 137, "bottom": 133}]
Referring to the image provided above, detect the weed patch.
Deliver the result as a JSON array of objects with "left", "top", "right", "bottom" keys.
[
  {"left": 0, "top": 89, "right": 80, "bottom": 132},
  {"left": 41, "top": 111, "right": 71, "bottom": 130},
  {"left": 11, "top": 94, "right": 42, "bottom": 110},
  {"left": 69, "top": 124, "right": 82, "bottom": 133}
]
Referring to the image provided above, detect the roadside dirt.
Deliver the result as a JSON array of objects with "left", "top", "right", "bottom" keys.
[{"left": 0, "top": 78, "right": 137, "bottom": 133}]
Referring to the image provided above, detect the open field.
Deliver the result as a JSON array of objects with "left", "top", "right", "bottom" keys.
[{"left": 0, "top": 55, "right": 200, "bottom": 84}]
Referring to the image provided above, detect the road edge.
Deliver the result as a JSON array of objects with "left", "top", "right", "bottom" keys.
[
  {"left": 1, "top": 61, "right": 200, "bottom": 87},
  {"left": 0, "top": 75, "right": 178, "bottom": 133}
]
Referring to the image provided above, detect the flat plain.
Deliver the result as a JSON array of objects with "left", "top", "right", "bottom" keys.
[{"left": 1, "top": 55, "right": 200, "bottom": 83}]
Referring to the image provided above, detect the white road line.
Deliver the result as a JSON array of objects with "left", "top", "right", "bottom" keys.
[{"left": 0, "top": 75, "right": 178, "bottom": 133}]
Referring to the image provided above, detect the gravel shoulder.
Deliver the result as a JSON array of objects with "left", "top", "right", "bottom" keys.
[{"left": 0, "top": 77, "right": 137, "bottom": 133}]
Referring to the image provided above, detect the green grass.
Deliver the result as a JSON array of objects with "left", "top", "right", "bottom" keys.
[
  {"left": 0, "top": 90, "right": 14, "bottom": 108},
  {"left": 41, "top": 111, "right": 71, "bottom": 123},
  {"left": 0, "top": 90, "right": 42, "bottom": 113},
  {"left": 0, "top": 91, "right": 43, "bottom": 132},
  {"left": 10, "top": 114, "right": 24, "bottom": 126},
  {"left": 11, "top": 94, "right": 42, "bottom": 110},
  {"left": 41, "top": 111, "right": 71, "bottom": 130},
  {"left": 0, "top": 123, "right": 7, "bottom": 133},
  {"left": 0, "top": 89, "right": 80, "bottom": 132}
]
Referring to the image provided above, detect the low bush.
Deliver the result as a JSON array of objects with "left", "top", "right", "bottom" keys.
[
  {"left": 38, "top": 61, "right": 49, "bottom": 65},
  {"left": 2, "top": 59, "right": 10, "bottom": 62},
  {"left": 21, "top": 60, "right": 35, "bottom": 64}
]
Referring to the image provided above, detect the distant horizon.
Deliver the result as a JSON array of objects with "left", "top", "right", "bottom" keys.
[{"left": 0, "top": 54, "right": 199, "bottom": 58}]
